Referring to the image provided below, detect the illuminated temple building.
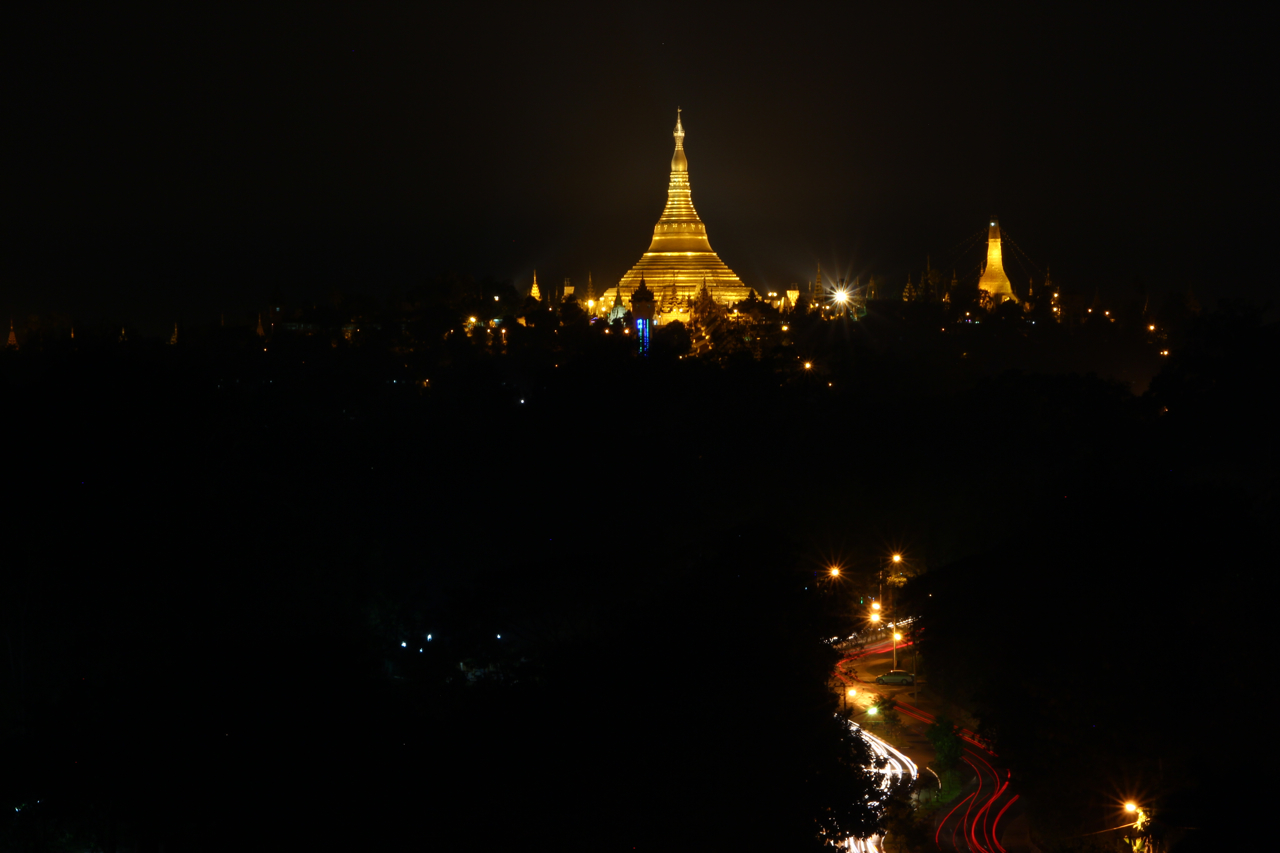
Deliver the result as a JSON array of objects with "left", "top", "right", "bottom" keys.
[
  {"left": 614, "top": 110, "right": 750, "bottom": 314},
  {"left": 977, "top": 217, "right": 1017, "bottom": 305}
]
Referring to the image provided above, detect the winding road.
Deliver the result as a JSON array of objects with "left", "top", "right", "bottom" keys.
[{"left": 833, "top": 637, "right": 1023, "bottom": 852}]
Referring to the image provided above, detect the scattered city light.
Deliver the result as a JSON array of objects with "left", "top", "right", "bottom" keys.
[
  {"left": 870, "top": 612, "right": 881, "bottom": 623},
  {"left": 872, "top": 602, "right": 881, "bottom": 610},
  {"left": 496, "top": 634, "right": 501, "bottom": 639},
  {"left": 892, "top": 554, "right": 902, "bottom": 563},
  {"left": 781, "top": 325, "right": 789, "bottom": 331},
  {"left": 803, "top": 361, "right": 812, "bottom": 369},
  {"left": 493, "top": 296, "right": 499, "bottom": 301},
  {"left": 469, "top": 317, "right": 477, "bottom": 323},
  {"left": 1148, "top": 324, "right": 1155, "bottom": 331},
  {"left": 893, "top": 632, "right": 903, "bottom": 641},
  {"left": 830, "top": 567, "right": 840, "bottom": 577}
]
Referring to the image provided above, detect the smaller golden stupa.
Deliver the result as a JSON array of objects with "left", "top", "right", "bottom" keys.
[{"left": 978, "top": 217, "right": 1017, "bottom": 305}]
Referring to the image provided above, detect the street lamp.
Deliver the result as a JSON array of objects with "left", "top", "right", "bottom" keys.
[
  {"left": 893, "top": 630, "right": 903, "bottom": 669},
  {"left": 1122, "top": 802, "right": 1152, "bottom": 851},
  {"left": 869, "top": 611, "right": 881, "bottom": 623},
  {"left": 829, "top": 567, "right": 840, "bottom": 578}
]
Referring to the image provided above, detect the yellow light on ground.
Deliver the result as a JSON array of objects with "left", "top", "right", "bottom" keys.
[
  {"left": 871, "top": 602, "right": 880, "bottom": 610},
  {"left": 870, "top": 613, "right": 881, "bottom": 623},
  {"left": 830, "top": 567, "right": 840, "bottom": 577}
]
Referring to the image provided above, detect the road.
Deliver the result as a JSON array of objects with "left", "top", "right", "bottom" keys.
[{"left": 834, "top": 637, "right": 1026, "bottom": 852}]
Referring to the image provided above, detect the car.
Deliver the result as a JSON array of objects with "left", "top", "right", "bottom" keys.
[{"left": 875, "top": 670, "right": 915, "bottom": 686}]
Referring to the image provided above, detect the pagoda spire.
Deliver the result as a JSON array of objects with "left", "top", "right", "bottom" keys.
[
  {"left": 648, "top": 109, "right": 710, "bottom": 252},
  {"left": 6, "top": 320, "right": 17, "bottom": 350},
  {"left": 530, "top": 270, "right": 541, "bottom": 301}
]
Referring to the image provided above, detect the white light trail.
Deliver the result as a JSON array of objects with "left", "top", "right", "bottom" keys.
[{"left": 834, "top": 720, "right": 918, "bottom": 852}]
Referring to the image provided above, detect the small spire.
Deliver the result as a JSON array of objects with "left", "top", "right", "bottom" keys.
[
  {"left": 530, "top": 270, "right": 541, "bottom": 301},
  {"left": 6, "top": 320, "right": 18, "bottom": 351}
]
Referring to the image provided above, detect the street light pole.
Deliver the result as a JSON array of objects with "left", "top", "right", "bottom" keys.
[{"left": 912, "top": 625, "right": 919, "bottom": 700}]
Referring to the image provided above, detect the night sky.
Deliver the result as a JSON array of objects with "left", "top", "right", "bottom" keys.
[{"left": 7, "top": 5, "right": 1269, "bottom": 327}]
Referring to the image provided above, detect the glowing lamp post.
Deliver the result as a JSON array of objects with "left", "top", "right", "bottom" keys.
[
  {"left": 1122, "top": 802, "right": 1153, "bottom": 852},
  {"left": 893, "top": 630, "right": 903, "bottom": 669}
]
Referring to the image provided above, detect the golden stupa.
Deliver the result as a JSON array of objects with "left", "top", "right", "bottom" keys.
[
  {"left": 977, "top": 217, "right": 1017, "bottom": 304},
  {"left": 615, "top": 110, "right": 750, "bottom": 308}
]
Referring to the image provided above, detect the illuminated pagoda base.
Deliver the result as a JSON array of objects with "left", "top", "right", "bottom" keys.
[{"left": 615, "top": 110, "right": 751, "bottom": 315}]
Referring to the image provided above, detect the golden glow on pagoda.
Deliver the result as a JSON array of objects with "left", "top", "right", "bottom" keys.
[
  {"left": 978, "top": 217, "right": 1016, "bottom": 304},
  {"left": 615, "top": 110, "right": 750, "bottom": 309},
  {"left": 530, "top": 270, "right": 542, "bottom": 301}
]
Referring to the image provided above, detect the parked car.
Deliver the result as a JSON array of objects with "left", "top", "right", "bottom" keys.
[{"left": 875, "top": 670, "right": 915, "bottom": 685}]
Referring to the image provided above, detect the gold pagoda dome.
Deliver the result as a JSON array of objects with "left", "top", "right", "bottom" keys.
[
  {"left": 978, "top": 217, "right": 1017, "bottom": 305},
  {"left": 616, "top": 110, "right": 749, "bottom": 308}
]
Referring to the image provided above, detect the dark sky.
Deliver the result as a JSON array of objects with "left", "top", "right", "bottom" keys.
[{"left": 5, "top": 4, "right": 1270, "bottom": 326}]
